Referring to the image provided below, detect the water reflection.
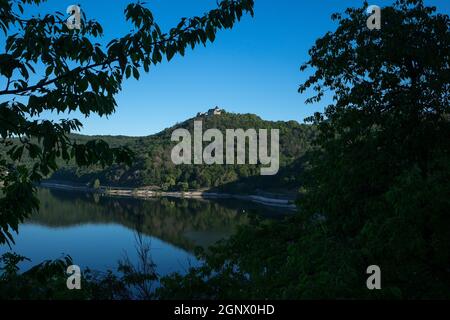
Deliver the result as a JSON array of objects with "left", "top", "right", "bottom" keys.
[
  {"left": 1, "top": 188, "right": 284, "bottom": 275},
  {"left": 32, "top": 188, "right": 252, "bottom": 251}
]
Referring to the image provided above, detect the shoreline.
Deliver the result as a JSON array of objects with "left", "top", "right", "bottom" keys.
[{"left": 39, "top": 182, "right": 298, "bottom": 211}]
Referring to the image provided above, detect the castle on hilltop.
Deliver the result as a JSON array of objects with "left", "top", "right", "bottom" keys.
[{"left": 197, "top": 106, "right": 224, "bottom": 117}]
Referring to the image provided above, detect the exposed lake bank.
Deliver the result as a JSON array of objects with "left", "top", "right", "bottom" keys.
[{"left": 39, "top": 181, "right": 298, "bottom": 211}]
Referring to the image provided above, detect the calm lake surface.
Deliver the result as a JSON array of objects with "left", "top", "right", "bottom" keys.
[{"left": 1, "top": 188, "right": 286, "bottom": 277}]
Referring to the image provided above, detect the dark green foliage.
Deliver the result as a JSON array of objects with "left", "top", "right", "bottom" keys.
[
  {"left": 0, "top": 250, "right": 156, "bottom": 300},
  {"left": 296, "top": 0, "right": 450, "bottom": 298},
  {"left": 92, "top": 178, "right": 101, "bottom": 189},
  {"left": 0, "top": 0, "right": 255, "bottom": 245},
  {"left": 46, "top": 112, "right": 315, "bottom": 194},
  {"left": 0, "top": 252, "right": 84, "bottom": 299},
  {"left": 157, "top": 0, "right": 450, "bottom": 299}
]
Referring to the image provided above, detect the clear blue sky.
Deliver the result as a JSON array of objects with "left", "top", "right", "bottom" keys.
[{"left": 6, "top": 0, "right": 450, "bottom": 136}]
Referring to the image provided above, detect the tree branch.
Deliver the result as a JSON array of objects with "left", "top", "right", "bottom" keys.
[
  {"left": 0, "top": 25, "right": 194, "bottom": 96},
  {"left": 0, "top": 59, "right": 117, "bottom": 96}
]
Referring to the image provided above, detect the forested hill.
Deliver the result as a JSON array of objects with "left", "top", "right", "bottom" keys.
[{"left": 48, "top": 110, "right": 316, "bottom": 194}]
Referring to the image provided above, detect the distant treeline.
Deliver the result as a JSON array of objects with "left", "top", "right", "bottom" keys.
[{"left": 41, "top": 112, "right": 316, "bottom": 194}]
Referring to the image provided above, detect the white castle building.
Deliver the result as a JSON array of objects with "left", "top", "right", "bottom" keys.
[{"left": 197, "top": 106, "right": 224, "bottom": 117}]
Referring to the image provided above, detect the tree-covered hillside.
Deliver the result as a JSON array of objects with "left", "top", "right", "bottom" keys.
[{"left": 48, "top": 110, "right": 316, "bottom": 194}]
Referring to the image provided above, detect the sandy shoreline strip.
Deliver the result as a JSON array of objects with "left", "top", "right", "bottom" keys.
[{"left": 40, "top": 182, "right": 298, "bottom": 211}]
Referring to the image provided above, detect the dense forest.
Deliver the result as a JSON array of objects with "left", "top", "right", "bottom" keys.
[{"left": 45, "top": 111, "right": 316, "bottom": 194}]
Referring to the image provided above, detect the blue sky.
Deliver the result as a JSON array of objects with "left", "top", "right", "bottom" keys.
[{"left": 4, "top": 0, "right": 450, "bottom": 136}]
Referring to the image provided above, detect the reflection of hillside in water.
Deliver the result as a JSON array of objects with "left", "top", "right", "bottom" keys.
[{"left": 30, "top": 188, "right": 254, "bottom": 251}]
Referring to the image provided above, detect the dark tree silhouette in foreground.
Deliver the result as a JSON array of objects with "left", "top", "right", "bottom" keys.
[{"left": 158, "top": 0, "right": 450, "bottom": 299}]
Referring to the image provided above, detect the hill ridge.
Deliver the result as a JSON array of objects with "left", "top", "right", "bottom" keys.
[{"left": 4, "top": 111, "right": 316, "bottom": 194}]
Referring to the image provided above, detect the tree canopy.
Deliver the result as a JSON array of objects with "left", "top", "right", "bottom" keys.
[{"left": 39, "top": 112, "right": 315, "bottom": 194}]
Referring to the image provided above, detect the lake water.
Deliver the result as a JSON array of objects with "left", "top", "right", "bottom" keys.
[{"left": 0, "top": 188, "right": 285, "bottom": 277}]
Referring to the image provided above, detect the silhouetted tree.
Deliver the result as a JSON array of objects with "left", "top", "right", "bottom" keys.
[{"left": 158, "top": 0, "right": 450, "bottom": 299}]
